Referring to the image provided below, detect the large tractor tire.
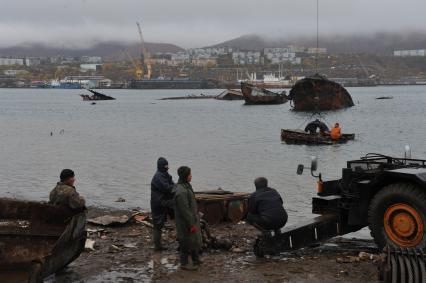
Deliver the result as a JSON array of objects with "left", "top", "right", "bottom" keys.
[{"left": 368, "top": 183, "right": 426, "bottom": 249}]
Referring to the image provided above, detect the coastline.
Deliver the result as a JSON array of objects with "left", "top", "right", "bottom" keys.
[{"left": 46, "top": 206, "right": 381, "bottom": 282}]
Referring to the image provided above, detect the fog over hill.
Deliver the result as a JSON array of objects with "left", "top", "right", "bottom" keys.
[
  {"left": 210, "top": 31, "right": 426, "bottom": 54},
  {"left": 1, "top": 31, "right": 426, "bottom": 61},
  {"left": 0, "top": 42, "right": 184, "bottom": 61}
]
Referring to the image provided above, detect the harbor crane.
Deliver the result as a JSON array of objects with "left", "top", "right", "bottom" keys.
[
  {"left": 136, "top": 21, "right": 152, "bottom": 79},
  {"left": 124, "top": 50, "right": 142, "bottom": 80}
]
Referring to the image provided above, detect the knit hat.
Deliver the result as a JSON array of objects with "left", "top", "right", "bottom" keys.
[{"left": 60, "top": 169, "right": 75, "bottom": 182}]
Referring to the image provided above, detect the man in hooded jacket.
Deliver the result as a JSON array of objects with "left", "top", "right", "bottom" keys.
[
  {"left": 174, "top": 166, "right": 202, "bottom": 270},
  {"left": 151, "top": 157, "right": 175, "bottom": 250}
]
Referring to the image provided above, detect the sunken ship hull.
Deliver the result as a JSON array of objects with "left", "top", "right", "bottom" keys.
[
  {"left": 289, "top": 74, "right": 354, "bottom": 111},
  {"left": 0, "top": 198, "right": 86, "bottom": 283},
  {"left": 81, "top": 89, "right": 115, "bottom": 101},
  {"left": 240, "top": 82, "right": 288, "bottom": 105}
]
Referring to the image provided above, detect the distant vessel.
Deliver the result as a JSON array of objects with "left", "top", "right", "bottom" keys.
[
  {"left": 47, "top": 80, "right": 82, "bottom": 89},
  {"left": 245, "top": 73, "right": 294, "bottom": 89},
  {"left": 240, "top": 82, "right": 288, "bottom": 105}
]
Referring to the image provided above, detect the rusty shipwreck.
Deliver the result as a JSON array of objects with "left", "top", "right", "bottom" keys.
[
  {"left": 81, "top": 89, "right": 115, "bottom": 101},
  {"left": 288, "top": 74, "right": 354, "bottom": 111},
  {"left": 240, "top": 82, "right": 288, "bottom": 105},
  {"left": 0, "top": 198, "right": 86, "bottom": 283}
]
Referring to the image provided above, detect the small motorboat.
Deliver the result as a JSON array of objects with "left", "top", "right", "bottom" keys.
[
  {"left": 281, "top": 129, "right": 355, "bottom": 145},
  {"left": 0, "top": 198, "right": 86, "bottom": 283}
]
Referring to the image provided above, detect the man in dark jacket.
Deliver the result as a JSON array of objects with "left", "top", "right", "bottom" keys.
[
  {"left": 49, "top": 169, "right": 86, "bottom": 210},
  {"left": 247, "top": 177, "right": 288, "bottom": 234},
  {"left": 305, "top": 119, "right": 329, "bottom": 135},
  {"left": 151, "top": 157, "right": 175, "bottom": 251}
]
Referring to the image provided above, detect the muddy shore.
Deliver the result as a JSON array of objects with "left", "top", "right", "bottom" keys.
[{"left": 46, "top": 207, "right": 382, "bottom": 283}]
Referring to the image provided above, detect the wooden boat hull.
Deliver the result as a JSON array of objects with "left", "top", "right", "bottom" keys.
[
  {"left": 241, "top": 82, "right": 288, "bottom": 105},
  {"left": 289, "top": 74, "right": 354, "bottom": 111},
  {"left": 0, "top": 198, "right": 86, "bottom": 283},
  {"left": 281, "top": 129, "right": 355, "bottom": 145},
  {"left": 195, "top": 190, "right": 250, "bottom": 225}
]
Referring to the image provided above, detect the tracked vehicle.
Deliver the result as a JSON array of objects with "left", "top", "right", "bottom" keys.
[{"left": 254, "top": 149, "right": 426, "bottom": 257}]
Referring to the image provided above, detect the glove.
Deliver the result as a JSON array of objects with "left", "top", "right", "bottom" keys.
[{"left": 189, "top": 225, "right": 198, "bottom": 234}]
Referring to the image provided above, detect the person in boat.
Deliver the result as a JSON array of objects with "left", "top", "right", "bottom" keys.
[
  {"left": 304, "top": 119, "right": 329, "bottom": 135},
  {"left": 330, "top": 122, "right": 342, "bottom": 140},
  {"left": 246, "top": 177, "right": 288, "bottom": 235},
  {"left": 174, "top": 166, "right": 202, "bottom": 270},
  {"left": 49, "top": 169, "right": 86, "bottom": 210},
  {"left": 151, "top": 157, "right": 175, "bottom": 251}
]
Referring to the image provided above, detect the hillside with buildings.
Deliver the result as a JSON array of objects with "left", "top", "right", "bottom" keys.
[
  {"left": 211, "top": 32, "right": 426, "bottom": 54},
  {"left": 1, "top": 32, "right": 426, "bottom": 88}
]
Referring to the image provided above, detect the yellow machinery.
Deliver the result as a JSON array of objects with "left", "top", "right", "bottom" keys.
[{"left": 136, "top": 22, "right": 152, "bottom": 79}]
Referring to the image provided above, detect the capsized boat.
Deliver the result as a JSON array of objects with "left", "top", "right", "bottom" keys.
[
  {"left": 288, "top": 74, "right": 354, "bottom": 111},
  {"left": 0, "top": 198, "right": 86, "bottom": 283},
  {"left": 281, "top": 129, "right": 355, "bottom": 145},
  {"left": 215, "top": 89, "right": 243, "bottom": 101},
  {"left": 80, "top": 89, "right": 115, "bottom": 101},
  {"left": 240, "top": 82, "right": 288, "bottom": 105}
]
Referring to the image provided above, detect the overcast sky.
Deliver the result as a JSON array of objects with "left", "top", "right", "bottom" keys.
[{"left": 1, "top": 0, "right": 425, "bottom": 48}]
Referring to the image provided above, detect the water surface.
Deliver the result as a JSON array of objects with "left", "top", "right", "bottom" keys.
[{"left": 0, "top": 86, "right": 425, "bottom": 224}]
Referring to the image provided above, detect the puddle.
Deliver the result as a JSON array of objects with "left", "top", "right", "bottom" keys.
[{"left": 88, "top": 266, "right": 152, "bottom": 283}]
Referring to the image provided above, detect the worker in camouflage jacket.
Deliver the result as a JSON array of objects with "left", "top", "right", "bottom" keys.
[
  {"left": 49, "top": 169, "right": 86, "bottom": 210},
  {"left": 151, "top": 157, "right": 175, "bottom": 250},
  {"left": 174, "top": 166, "right": 202, "bottom": 270}
]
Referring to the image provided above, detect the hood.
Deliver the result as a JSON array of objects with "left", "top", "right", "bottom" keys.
[{"left": 157, "top": 157, "right": 169, "bottom": 172}]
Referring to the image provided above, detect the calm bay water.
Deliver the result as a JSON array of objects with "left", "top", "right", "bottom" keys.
[{"left": 0, "top": 86, "right": 425, "bottom": 224}]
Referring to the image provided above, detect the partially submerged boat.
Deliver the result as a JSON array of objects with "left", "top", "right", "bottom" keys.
[
  {"left": 288, "top": 74, "right": 354, "bottom": 111},
  {"left": 281, "top": 129, "right": 355, "bottom": 145},
  {"left": 215, "top": 89, "right": 243, "bottom": 101},
  {"left": 240, "top": 82, "right": 288, "bottom": 105},
  {"left": 0, "top": 198, "right": 86, "bottom": 283},
  {"left": 81, "top": 89, "right": 115, "bottom": 101},
  {"left": 160, "top": 94, "right": 215, "bottom": 100}
]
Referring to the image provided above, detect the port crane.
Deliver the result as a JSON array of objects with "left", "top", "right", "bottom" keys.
[
  {"left": 124, "top": 50, "right": 143, "bottom": 80},
  {"left": 136, "top": 21, "right": 152, "bottom": 79}
]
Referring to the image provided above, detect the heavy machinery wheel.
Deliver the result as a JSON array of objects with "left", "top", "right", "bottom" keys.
[{"left": 368, "top": 183, "right": 426, "bottom": 249}]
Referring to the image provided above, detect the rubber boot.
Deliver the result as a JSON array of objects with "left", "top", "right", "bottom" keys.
[
  {"left": 153, "top": 228, "right": 166, "bottom": 251},
  {"left": 180, "top": 251, "right": 197, "bottom": 270},
  {"left": 191, "top": 250, "right": 202, "bottom": 266}
]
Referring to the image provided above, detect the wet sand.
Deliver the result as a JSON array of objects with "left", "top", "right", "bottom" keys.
[{"left": 45, "top": 208, "right": 381, "bottom": 283}]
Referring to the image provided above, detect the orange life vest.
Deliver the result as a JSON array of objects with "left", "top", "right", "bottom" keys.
[{"left": 330, "top": 127, "right": 341, "bottom": 140}]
